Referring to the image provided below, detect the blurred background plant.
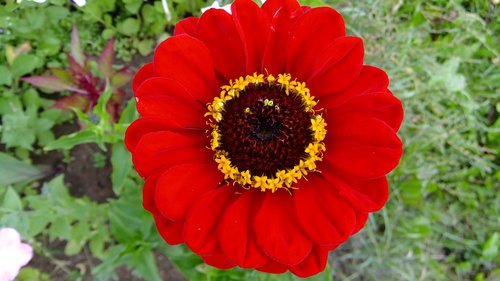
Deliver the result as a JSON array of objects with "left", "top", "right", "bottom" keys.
[
  {"left": 0, "top": 0, "right": 498, "bottom": 280},
  {"left": 22, "top": 25, "right": 133, "bottom": 123}
]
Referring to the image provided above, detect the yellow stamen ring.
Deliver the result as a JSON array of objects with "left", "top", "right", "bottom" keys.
[{"left": 205, "top": 73, "right": 327, "bottom": 192}]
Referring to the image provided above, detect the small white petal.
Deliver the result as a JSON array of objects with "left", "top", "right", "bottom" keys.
[
  {"left": 0, "top": 228, "right": 33, "bottom": 281},
  {"left": 72, "top": 0, "right": 87, "bottom": 7},
  {"left": 201, "top": 1, "right": 231, "bottom": 14}
]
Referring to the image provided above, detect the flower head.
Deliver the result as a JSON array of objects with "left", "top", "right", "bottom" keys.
[
  {"left": 126, "top": 0, "right": 403, "bottom": 277},
  {"left": 0, "top": 228, "right": 33, "bottom": 281}
]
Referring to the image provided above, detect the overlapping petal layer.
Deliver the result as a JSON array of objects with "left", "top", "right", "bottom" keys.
[{"left": 126, "top": 0, "right": 403, "bottom": 277}]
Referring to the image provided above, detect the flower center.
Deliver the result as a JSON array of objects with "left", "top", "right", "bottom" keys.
[{"left": 205, "top": 73, "right": 327, "bottom": 192}]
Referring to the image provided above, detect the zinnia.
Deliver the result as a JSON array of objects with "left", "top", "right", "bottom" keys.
[{"left": 126, "top": 0, "right": 403, "bottom": 277}]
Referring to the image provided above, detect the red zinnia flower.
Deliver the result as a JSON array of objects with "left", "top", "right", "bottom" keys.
[{"left": 125, "top": 0, "right": 403, "bottom": 277}]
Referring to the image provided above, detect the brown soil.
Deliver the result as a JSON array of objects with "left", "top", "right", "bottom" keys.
[
  {"left": 65, "top": 142, "right": 115, "bottom": 202},
  {"left": 26, "top": 53, "right": 187, "bottom": 280},
  {"left": 29, "top": 122, "right": 187, "bottom": 280}
]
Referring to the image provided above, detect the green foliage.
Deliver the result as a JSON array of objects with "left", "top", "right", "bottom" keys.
[
  {"left": 0, "top": 88, "right": 64, "bottom": 152},
  {"left": 0, "top": 0, "right": 498, "bottom": 280},
  {"left": 0, "top": 152, "right": 49, "bottom": 185},
  {"left": 44, "top": 85, "right": 138, "bottom": 152}
]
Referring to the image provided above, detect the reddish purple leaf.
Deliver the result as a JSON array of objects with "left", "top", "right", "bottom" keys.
[
  {"left": 21, "top": 76, "right": 76, "bottom": 92},
  {"left": 52, "top": 94, "right": 89, "bottom": 111},
  {"left": 99, "top": 38, "right": 115, "bottom": 78},
  {"left": 49, "top": 67, "right": 75, "bottom": 83},
  {"left": 71, "top": 25, "right": 85, "bottom": 66},
  {"left": 111, "top": 66, "right": 133, "bottom": 88},
  {"left": 67, "top": 54, "right": 86, "bottom": 78}
]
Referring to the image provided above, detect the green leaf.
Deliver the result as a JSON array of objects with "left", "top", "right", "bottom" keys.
[
  {"left": 49, "top": 216, "right": 71, "bottom": 240},
  {"left": 71, "top": 25, "right": 85, "bottom": 65},
  {"left": 65, "top": 239, "right": 83, "bottom": 256},
  {"left": 482, "top": 232, "right": 499, "bottom": 261},
  {"left": 3, "top": 187, "right": 23, "bottom": 211},
  {"left": 21, "top": 75, "right": 75, "bottom": 92},
  {"left": 111, "top": 68, "right": 133, "bottom": 88},
  {"left": 17, "top": 267, "right": 51, "bottom": 281},
  {"left": 111, "top": 142, "right": 132, "bottom": 195},
  {"left": 70, "top": 220, "right": 91, "bottom": 243},
  {"left": 108, "top": 196, "right": 151, "bottom": 243},
  {"left": 400, "top": 179, "right": 423, "bottom": 206},
  {"left": 123, "top": 0, "right": 143, "bottom": 13},
  {"left": 430, "top": 57, "right": 467, "bottom": 92},
  {"left": 132, "top": 247, "right": 162, "bottom": 281},
  {"left": 94, "top": 84, "right": 112, "bottom": 121},
  {"left": 117, "top": 18, "right": 141, "bottom": 36},
  {"left": 98, "top": 38, "right": 115, "bottom": 78},
  {"left": 135, "top": 39, "right": 154, "bottom": 56},
  {"left": 45, "top": 6, "right": 69, "bottom": 23},
  {"left": 0, "top": 65, "right": 12, "bottom": 85},
  {"left": 27, "top": 212, "right": 51, "bottom": 237},
  {"left": 0, "top": 152, "right": 48, "bottom": 185},
  {"left": 1, "top": 111, "right": 36, "bottom": 150},
  {"left": 44, "top": 130, "right": 97, "bottom": 151},
  {"left": 10, "top": 54, "right": 42, "bottom": 78},
  {"left": 41, "top": 176, "right": 73, "bottom": 209},
  {"left": 118, "top": 99, "right": 138, "bottom": 124},
  {"left": 89, "top": 225, "right": 108, "bottom": 259}
]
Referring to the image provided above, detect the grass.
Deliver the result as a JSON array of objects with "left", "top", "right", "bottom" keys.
[{"left": 322, "top": 0, "right": 499, "bottom": 280}]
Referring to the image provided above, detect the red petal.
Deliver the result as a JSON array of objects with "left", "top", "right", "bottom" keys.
[
  {"left": 153, "top": 213, "right": 184, "bottom": 245},
  {"left": 142, "top": 169, "right": 167, "bottom": 213},
  {"left": 132, "top": 63, "right": 155, "bottom": 93},
  {"left": 320, "top": 65, "right": 389, "bottom": 108},
  {"left": 143, "top": 170, "right": 184, "bottom": 245},
  {"left": 231, "top": 0, "right": 270, "bottom": 73},
  {"left": 331, "top": 91, "right": 404, "bottom": 131},
  {"left": 261, "top": 0, "right": 302, "bottom": 75},
  {"left": 286, "top": 7, "right": 345, "bottom": 81},
  {"left": 202, "top": 254, "right": 236, "bottom": 269},
  {"left": 219, "top": 190, "right": 267, "bottom": 268},
  {"left": 135, "top": 76, "right": 205, "bottom": 104},
  {"left": 307, "top": 36, "right": 364, "bottom": 97},
  {"left": 132, "top": 131, "right": 211, "bottom": 177},
  {"left": 323, "top": 116, "right": 403, "bottom": 179},
  {"left": 197, "top": 9, "right": 246, "bottom": 80},
  {"left": 254, "top": 190, "right": 313, "bottom": 265},
  {"left": 289, "top": 247, "right": 329, "bottom": 278},
  {"left": 154, "top": 35, "right": 218, "bottom": 103},
  {"left": 320, "top": 170, "right": 389, "bottom": 212},
  {"left": 125, "top": 117, "right": 184, "bottom": 153},
  {"left": 257, "top": 258, "right": 288, "bottom": 274},
  {"left": 184, "top": 186, "right": 236, "bottom": 255},
  {"left": 173, "top": 17, "right": 199, "bottom": 36},
  {"left": 294, "top": 175, "right": 356, "bottom": 246},
  {"left": 136, "top": 95, "right": 204, "bottom": 127},
  {"left": 261, "top": 0, "right": 301, "bottom": 17},
  {"left": 155, "top": 163, "right": 222, "bottom": 222},
  {"left": 135, "top": 78, "right": 206, "bottom": 128},
  {"left": 352, "top": 211, "right": 368, "bottom": 235}
]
